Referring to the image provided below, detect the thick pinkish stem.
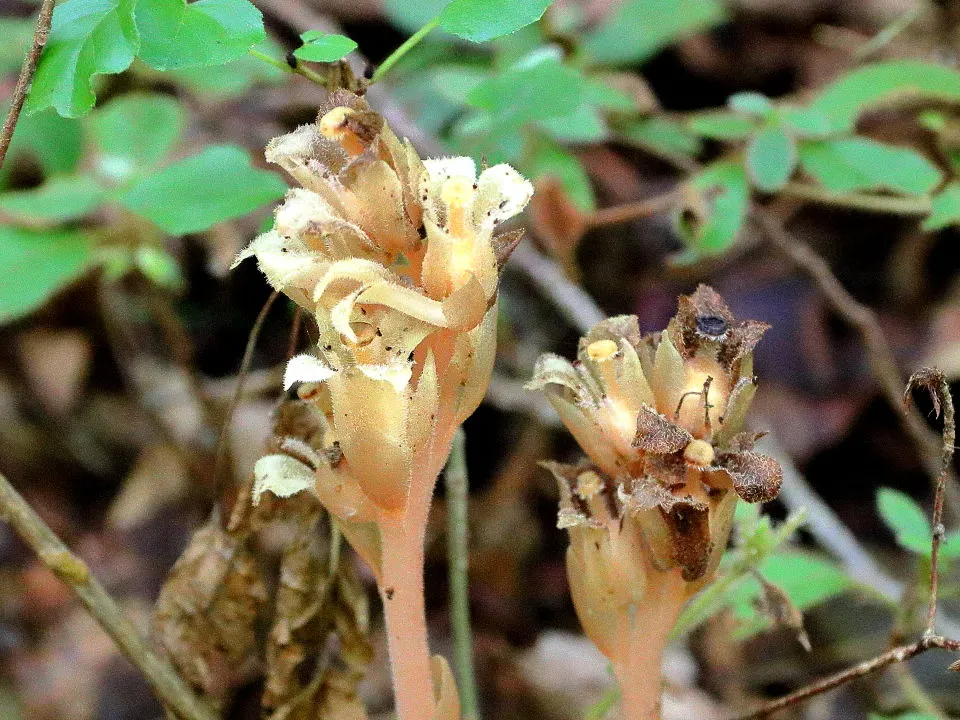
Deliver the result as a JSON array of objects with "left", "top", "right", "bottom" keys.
[
  {"left": 380, "top": 514, "right": 435, "bottom": 720},
  {"left": 613, "top": 629, "right": 667, "bottom": 720}
]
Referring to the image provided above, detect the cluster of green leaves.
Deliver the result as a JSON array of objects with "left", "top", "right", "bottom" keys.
[
  {"left": 1, "top": 93, "right": 284, "bottom": 321},
  {"left": 384, "top": 0, "right": 726, "bottom": 210},
  {"left": 679, "top": 61, "right": 960, "bottom": 256}
]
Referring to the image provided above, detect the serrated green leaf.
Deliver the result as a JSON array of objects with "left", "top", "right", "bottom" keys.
[
  {"left": 923, "top": 181, "right": 960, "bottom": 231},
  {"left": 3, "top": 109, "right": 83, "bottom": 176},
  {"left": 877, "top": 487, "right": 931, "bottom": 555},
  {"left": 527, "top": 142, "right": 595, "bottom": 210},
  {"left": 0, "top": 228, "right": 94, "bottom": 322},
  {"left": 89, "top": 92, "right": 185, "bottom": 182},
  {"left": 688, "top": 111, "right": 756, "bottom": 140},
  {"left": 0, "top": 175, "right": 105, "bottom": 223},
  {"left": 620, "top": 117, "right": 702, "bottom": 157},
  {"left": 747, "top": 126, "right": 797, "bottom": 192},
  {"left": 467, "top": 58, "right": 583, "bottom": 126},
  {"left": 119, "top": 145, "right": 285, "bottom": 235},
  {"left": 26, "top": 0, "right": 139, "bottom": 117},
  {"left": 294, "top": 32, "right": 357, "bottom": 62},
  {"left": 136, "top": 0, "right": 265, "bottom": 71},
  {"left": 438, "top": 0, "right": 553, "bottom": 43},
  {"left": 677, "top": 160, "right": 749, "bottom": 255},
  {"left": 811, "top": 61, "right": 960, "bottom": 133},
  {"left": 537, "top": 104, "right": 606, "bottom": 143},
  {"left": 584, "top": 0, "right": 725, "bottom": 65},
  {"left": 800, "top": 137, "right": 942, "bottom": 195},
  {"left": 729, "top": 91, "right": 773, "bottom": 117}
]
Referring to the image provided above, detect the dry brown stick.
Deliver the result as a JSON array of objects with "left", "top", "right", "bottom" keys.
[
  {"left": 731, "top": 635, "right": 960, "bottom": 720},
  {"left": 587, "top": 190, "right": 678, "bottom": 227},
  {"left": 0, "top": 0, "right": 56, "bottom": 169},
  {"left": 904, "top": 368, "right": 956, "bottom": 636},
  {"left": 751, "top": 207, "right": 958, "bottom": 508},
  {"left": 0, "top": 471, "right": 218, "bottom": 720}
]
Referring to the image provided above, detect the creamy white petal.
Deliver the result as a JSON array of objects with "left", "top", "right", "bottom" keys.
[
  {"left": 284, "top": 354, "right": 337, "bottom": 390},
  {"left": 252, "top": 454, "right": 315, "bottom": 504}
]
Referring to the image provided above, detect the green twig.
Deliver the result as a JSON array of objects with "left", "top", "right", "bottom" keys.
[
  {"left": 779, "top": 182, "right": 932, "bottom": 216},
  {"left": 371, "top": 16, "right": 441, "bottom": 84},
  {"left": 445, "top": 427, "right": 480, "bottom": 720},
  {"left": 0, "top": 471, "right": 218, "bottom": 720},
  {"left": 247, "top": 48, "right": 330, "bottom": 87}
]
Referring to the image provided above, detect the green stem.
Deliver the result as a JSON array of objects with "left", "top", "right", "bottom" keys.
[
  {"left": 247, "top": 48, "right": 329, "bottom": 87},
  {"left": 371, "top": 16, "right": 441, "bottom": 84},
  {"left": 445, "top": 427, "right": 480, "bottom": 720},
  {"left": 780, "top": 182, "right": 932, "bottom": 216}
]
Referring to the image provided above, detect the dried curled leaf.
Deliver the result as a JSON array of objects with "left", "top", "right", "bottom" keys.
[{"left": 151, "top": 517, "right": 267, "bottom": 707}]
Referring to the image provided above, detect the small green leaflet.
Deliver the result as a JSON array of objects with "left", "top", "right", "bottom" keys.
[
  {"left": 294, "top": 32, "right": 357, "bottom": 63},
  {"left": 688, "top": 112, "right": 756, "bottom": 140},
  {"left": 676, "top": 160, "right": 749, "bottom": 256},
  {"left": 467, "top": 58, "right": 583, "bottom": 127},
  {"left": 877, "top": 488, "right": 931, "bottom": 555},
  {"left": 728, "top": 91, "right": 773, "bottom": 117},
  {"left": 799, "top": 137, "right": 942, "bottom": 195},
  {"left": 747, "top": 126, "right": 797, "bottom": 192},
  {"left": 26, "top": 0, "right": 139, "bottom": 118},
  {"left": 584, "top": 0, "right": 725, "bottom": 65},
  {"left": 0, "top": 228, "right": 94, "bottom": 322},
  {"left": 0, "top": 176, "right": 105, "bottom": 223},
  {"left": 89, "top": 92, "right": 186, "bottom": 182},
  {"left": 119, "top": 144, "right": 286, "bottom": 235},
  {"left": 135, "top": 0, "right": 265, "bottom": 70},
  {"left": 438, "top": 0, "right": 553, "bottom": 43}
]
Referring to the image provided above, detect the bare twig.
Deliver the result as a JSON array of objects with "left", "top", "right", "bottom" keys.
[
  {"left": 730, "top": 635, "right": 960, "bottom": 720},
  {"left": 0, "top": 472, "right": 218, "bottom": 720},
  {"left": 904, "top": 368, "right": 956, "bottom": 637},
  {"left": 213, "top": 290, "right": 280, "bottom": 495},
  {"left": 751, "top": 207, "right": 958, "bottom": 509},
  {"left": 587, "top": 191, "right": 679, "bottom": 227},
  {"left": 0, "top": 0, "right": 55, "bottom": 169}
]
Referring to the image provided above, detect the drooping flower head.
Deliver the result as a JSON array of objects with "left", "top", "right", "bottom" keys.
[
  {"left": 528, "top": 286, "right": 782, "bottom": 660},
  {"left": 237, "top": 92, "right": 532, "bottom": 577}
]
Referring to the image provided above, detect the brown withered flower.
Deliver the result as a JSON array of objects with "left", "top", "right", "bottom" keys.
[{"left": 527, "top": 285, "right": 781, "bottom": 720}]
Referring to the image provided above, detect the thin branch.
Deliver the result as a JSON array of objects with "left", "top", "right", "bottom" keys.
[
  {"left": 213, "top": 290, "right": 280, "bottom": 496},
  {"left": 0, "top": 0, "right": 55, "bottom": 169},
  {"left": 587, "top": 191, "right": 678, "bottom": 227},
  {"left": 904, "top": 368, "right": 956, "bottom": 637},
  {"left": 0, "top": 472, "right": 218, "bottom": 720},
  {"left": 751, "top": 207, "right": 958, "bottom": 509},
  {"left": 779, "top": 182, "right": 932, "bottom": 216},
  {"left": 729, "top": 635, "right": 960, "bottom": 720},
  {"left": 445, "top": 427, "right": 480, "bottom": 720}
]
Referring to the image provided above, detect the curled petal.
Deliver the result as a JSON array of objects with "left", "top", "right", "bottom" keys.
[
  {"left": 312, "top": 257, "right": 395, "bottom": 304},
  {"left": 253, "top": 454, "right": 316, "bottom": 504},
  {"left": 233, "top": 230, "right": 329, "bottom": 307},
  {"left": 719, "top": 450, "right": 782, "bottom": 503},
  {"left": 473, "top": 163, "right": 534, "bottom": 230},
  {"left": 284, "top": 354, "right": 337, "bottom": 390},
  {"left": 525, "top": 353, "right": 585, "bottom": 398},
  {"left": 357, "top": 360, "right": 413, "bottom": 393}
]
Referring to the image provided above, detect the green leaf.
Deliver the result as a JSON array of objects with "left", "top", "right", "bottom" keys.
[
  {"left": 582, "top": 78, "right": 636, "bottom": 113},
  {"left": 429, "top": 65, "right": 488, "bottom": 105},
  {"left": 0, "top": 175, "right": 105, "bottom": 223},
  {"left": 0, "top": 228, "right": 94, "bottom": 322},
  {"left": 26, "top": 0, "right": 139, "bottom": 117},
  {"left": 800, "top": 137, "right": 942, "bottom": 195},
  {"left": 621, "top": 117, "right": 702, "bottom": 157},
  {"left": 728, "top": 91, "right": 773, "bottom": 117},
  {"left": 134, "top": 246, "right": 184, "bottom": 290},
  {"left": 584, "top": 0, "right": 725, "bottom": 65},
  {"left": 527, "top": 142, "right": 595, "bottom": 210},
  {"left": 136, "top": 0, "right": 265, "bottom": 71},
  {"left": 89, "top": 92, "right": 185, "bottom": 182},
  {"left": 811, "top": 61, "right": 960, "bottom": 133},
  {"left": 294, "top": 32, "right": 357, "bottom": 62},
  {"left": 384, "top": 0, "right": 450, "bottom": 33},
  {"left": 677, "top": 160, "right": 749, "bottom": 255},
  {"left": 869, "top": 713, "right": 941, "bottom": 720},
  {"left": 119, "top": 144, "right": 286, "bottom": 235},
  {"left": 747, "top": 126, "right": 797, "bottom": 192},
  {"left": 165, "top": 38, "right": 286, "bottom": 98},
  {"left": 923, "top": 181, "right": 960, "bottom": 231},
  {"left": 3, "top": 109, "right": 83, "bottom": 176},
  {"left": 779, "top": 106, "right": 834, "bottom": 138},
  {"left": 537, "top": 104, "right": 606, "bottom": 143},
  {"left": 439, "top": 0, "right": 553, "bottom": 42},
  {"left": 467, "top": 58, "right": 583, "bottom": 126},
  {"left": 688, "top": 111, "right": 756, "bottom": 140},
  {"left": 877, "top": 487, "right": 931, "bottom": 555}
]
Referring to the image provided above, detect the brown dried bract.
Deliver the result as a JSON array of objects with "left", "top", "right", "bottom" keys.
[
  {"left": 717, "top": 450, "right": 782, "bottom": 503},
  {"left": 661, "top": 498, "right": 712, "bottom": 581},
  {"left": 633, "top": 406, "right": 692, "bottom": 454}
]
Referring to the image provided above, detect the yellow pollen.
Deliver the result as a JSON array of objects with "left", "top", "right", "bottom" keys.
[
  {"left": 587, "top": 339, "right": 618, "bottom": 362},
  {"left": 575, "top": 470, "right": 604, "bottom": 500},
  {"left": 683, "top": 439, "right": 715, "bottom": 467},
  {"left": 319, "top": 107, "right": 365, "bottom": 156},
  {"left": 440, "top": 177, "right": 473, "bottom": 238}
]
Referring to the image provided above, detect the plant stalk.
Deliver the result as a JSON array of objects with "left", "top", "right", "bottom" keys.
[{"left": 371, "top": 16, "right": 441, "bottom": 84}]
